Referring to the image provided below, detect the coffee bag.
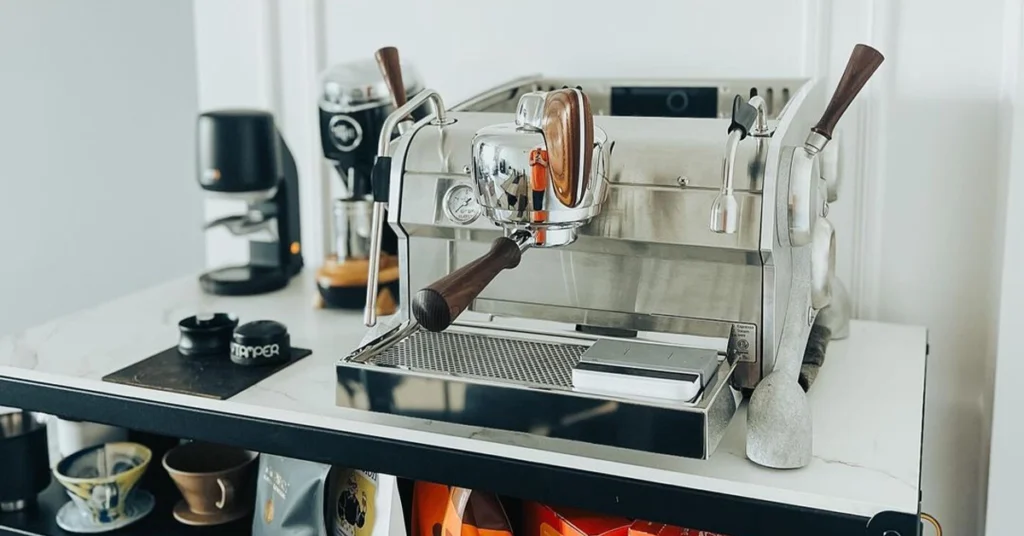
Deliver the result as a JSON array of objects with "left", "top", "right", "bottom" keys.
[{"left": 252, "top": 454, "right": 401, "bottom": 536}]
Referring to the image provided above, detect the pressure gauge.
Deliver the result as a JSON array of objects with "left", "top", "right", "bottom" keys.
[{"left": 442, "top": 183, "right": 482, "bottom": 224}]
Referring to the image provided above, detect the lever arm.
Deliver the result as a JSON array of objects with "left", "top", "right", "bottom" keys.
[
  {"left": 806, "top": 44, "right": 884, "bottom": 152},
  {"left": 375, "top": 46, "right": 407, "bottom": 109},
  {"left": 787, "top": 44, "right": 884, "bottom": 247},
  {"left": 375, "top": 46, "right": 414, "bottom": 133}
]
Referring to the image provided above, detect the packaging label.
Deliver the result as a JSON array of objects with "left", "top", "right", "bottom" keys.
[
  {"left": 334, "top": 469, "right": 378, "bottom": 536},
  {"left": 731, "top": 323, "right": 756, "bottom": 363},
  {"left": 261, "top": 465, "right": 292, "bottom": 500}
]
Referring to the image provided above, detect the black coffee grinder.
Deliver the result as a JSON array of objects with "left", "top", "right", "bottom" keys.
[
  {"left": 196, "top": 110, "right": 303, "bottom": 296},
  {"left": 314, "top": 47, "right": 424, "bottom": 310}
]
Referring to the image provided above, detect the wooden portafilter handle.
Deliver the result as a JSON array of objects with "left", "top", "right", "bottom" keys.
[
  {"left": 811, "top": 44, "right": 885, "bottom": 143},
  {"left": 374, "top": 46, "right": 407, "bottom": 109},
  {"left": 411, "top": 236, "right": 526, "bottom": 332}
]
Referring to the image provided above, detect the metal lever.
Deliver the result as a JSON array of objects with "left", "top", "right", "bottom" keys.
[
  {"left": 805, "top": 44, "right": 884, "bottom": 154},
  {"left": 787, "top": 44, "right": 884, "bottom": 247},
  {"left": 710, "top": 95, "right": 757, "bottom": 234},
  {"left": 364, "top": 89, "right": 449, "bottom": 327},
  {"left": 375, "top": 47, "right": 416, "bottom": 137}
]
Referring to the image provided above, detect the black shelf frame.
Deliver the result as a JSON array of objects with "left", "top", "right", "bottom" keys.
[{"left": 0, "top": 376, "right": 920, "bottom": 536}]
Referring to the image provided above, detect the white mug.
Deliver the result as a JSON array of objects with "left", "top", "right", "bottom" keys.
[{"left": 52, "top": 419, "right": 128, "bottom": 464}]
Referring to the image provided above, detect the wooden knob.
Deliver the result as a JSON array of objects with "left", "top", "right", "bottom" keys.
[
  {"left": 374, "top": 46, "right": 407, "bottom": 109},
  {"left": 542, "top": 88, "right": 594, "bottom": 208},
  {"left": 812, "top": 44, "right": 884, "bottom": 140},
  {"left": 411, "top": 237, "right": 524, "bottom": 332}
]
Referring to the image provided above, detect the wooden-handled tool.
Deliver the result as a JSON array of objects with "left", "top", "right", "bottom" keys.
[
  {"left": 542, "top": 88, "right": 594, "bottom": 208},
  {"left": 374, "top": 46, "right": 407, "bottom": 109},
  {"left": 411, "top": 235, "right": 527, "bottom": 332},
  {"left": 811, "top": 44, "right": 884, "bottom": 142}
]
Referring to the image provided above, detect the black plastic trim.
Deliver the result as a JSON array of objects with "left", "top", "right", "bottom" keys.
[{"left": 0, "top": 376, "right": 915, "bottom": 536}]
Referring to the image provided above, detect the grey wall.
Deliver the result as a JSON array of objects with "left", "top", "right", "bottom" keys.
[{"left": 0, "top": 0, "right": 204, "bottom": 335}]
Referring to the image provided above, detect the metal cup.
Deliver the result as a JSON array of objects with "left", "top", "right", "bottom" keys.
[
  {"left": 333, "top": 199, "right": 373, "bottom": 260},
  {"left": 0, "top": 411, "right": 50, "bottom": 512}
]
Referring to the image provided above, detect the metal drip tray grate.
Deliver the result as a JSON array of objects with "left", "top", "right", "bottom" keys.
[{"left": 369, "top": 330, "right": 587, "bottom": 388}]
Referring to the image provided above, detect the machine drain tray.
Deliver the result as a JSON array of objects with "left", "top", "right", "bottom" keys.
[{"left": 336, "top": 322, "right": 740, "bottom": 459}]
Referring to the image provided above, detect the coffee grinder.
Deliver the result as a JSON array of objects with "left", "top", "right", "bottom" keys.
[
  {"left": 314, "top": 47, "right": 423, "bottom": 311},
  {"left": 196, "top": 110, "right": 303, "bottom": 296}
]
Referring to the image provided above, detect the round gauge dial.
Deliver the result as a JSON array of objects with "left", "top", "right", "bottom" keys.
[{"left": 442, "top": 183, "right": 482, "bottom": 224}]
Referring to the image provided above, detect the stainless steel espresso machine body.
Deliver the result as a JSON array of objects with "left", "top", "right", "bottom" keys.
[{"left": 337, "top": 46, "right": 883, "bottom": 464}]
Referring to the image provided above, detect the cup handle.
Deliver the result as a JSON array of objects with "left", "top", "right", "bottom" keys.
[{"left": 216, "top": 478, "right": 235, "bottom": 510}]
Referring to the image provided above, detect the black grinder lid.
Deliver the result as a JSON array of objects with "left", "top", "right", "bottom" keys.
[{"left": 197, "top": 110, "right": 281, "bottom": 194}]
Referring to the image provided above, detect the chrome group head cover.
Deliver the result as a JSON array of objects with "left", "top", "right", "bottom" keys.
[{"left": 470, "top": 88, "right": 611, "bottom": 247}]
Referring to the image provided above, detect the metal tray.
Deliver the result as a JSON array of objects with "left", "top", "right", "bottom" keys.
[{"left": 336, "top": 321, "right": 740, "bottom": 459}]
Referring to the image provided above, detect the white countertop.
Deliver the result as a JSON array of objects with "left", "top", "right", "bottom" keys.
[{"left": 0, "top": 272, "right": 926, "bottom": 519}]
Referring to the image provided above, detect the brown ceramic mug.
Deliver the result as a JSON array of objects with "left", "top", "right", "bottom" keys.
[{"left": 162, "top": 441, "right": 258, "bottom": 526}]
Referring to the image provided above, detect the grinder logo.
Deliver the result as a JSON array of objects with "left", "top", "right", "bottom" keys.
[
  {"left": 328, "top": 115, "right": 363, "bottom": 152},
  {"left": 231, "top": 342, "right": 280, "bottom": 361}
]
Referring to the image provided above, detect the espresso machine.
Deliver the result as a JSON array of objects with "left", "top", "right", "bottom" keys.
[
  {"left": 315, "top": 51, "right": 425, "bottom": 310},
  {"left": 337, "top": 45, "right": 883, "bottom": 468},
  {"left": 197, "top": 110, "right": 303, "bottom": 295}
]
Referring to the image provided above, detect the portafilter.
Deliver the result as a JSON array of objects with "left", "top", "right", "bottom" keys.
[{"left": 413, "top": 88, "right": 611, "bottom": 332}]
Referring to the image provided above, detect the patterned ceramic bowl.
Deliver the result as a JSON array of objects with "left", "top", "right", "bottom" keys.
[{"left": 53, "top": 442, "right": 152, "bottom": 525}]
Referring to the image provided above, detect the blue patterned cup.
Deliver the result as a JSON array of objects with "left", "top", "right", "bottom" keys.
[{"left": 53, "top": 442, "right": 152, "bottom": 525}]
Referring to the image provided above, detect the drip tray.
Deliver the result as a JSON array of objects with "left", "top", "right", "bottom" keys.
[
  {"left": 336, "top": 323, "right": 741, "bottom": 459},
  {"left": 365, "top": 330, "right": 586, "bottom": 388}
]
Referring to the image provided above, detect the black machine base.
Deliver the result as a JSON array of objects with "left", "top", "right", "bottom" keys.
[{"left": 199, "top": 265, "right": 291, "bottom": 296}]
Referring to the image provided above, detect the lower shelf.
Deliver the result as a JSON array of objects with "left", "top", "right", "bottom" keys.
[{"left": 0, "top": 477, "right": 252, "bottom": 536}]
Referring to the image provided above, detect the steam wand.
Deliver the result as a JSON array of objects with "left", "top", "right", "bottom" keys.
[
  {"left": 710, "top": 95, "right": 758, "bottom": 234},
  {"left": 747, "top": 88, "right": 771, "bottom": 137},
  {"left": 363, "top": 89, "right": 449, "bottom": 327}
]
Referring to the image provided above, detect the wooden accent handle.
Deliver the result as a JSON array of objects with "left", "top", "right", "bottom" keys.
[
  {"left": 542, "top": 89, "right": 594, "bottom": 208},
  {"left": 412, "top": 237, "right": 523, "bottom": 332},
  {"left": 374, "top": 46, "right": 407, "bottom": 109},
  {"left": 812, "top": 44, "right": 884, "bottom": 140}
]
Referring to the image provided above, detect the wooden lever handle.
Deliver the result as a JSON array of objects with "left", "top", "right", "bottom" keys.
[
  {"left": 374, "top": 46, "right": 407, "bottom": 109},
  {"left": 542, "top": 88, "right": 594, "bottom": 208},
  {"left": 411, "top": 237, "right": 524, "bottom": 332},
  {"left": 812, "top": 44, "right": 884, "bottom": 140}
]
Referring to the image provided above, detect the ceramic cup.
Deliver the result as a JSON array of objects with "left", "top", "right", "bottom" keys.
[
  {"left": 53, "top": 442, "right": 152, "bottom": 524},
  {"left": 163, "top": 441, "right": 258, "bottom": 526}
]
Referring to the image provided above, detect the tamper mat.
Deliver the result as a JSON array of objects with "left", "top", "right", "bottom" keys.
[{"left": 102, "top": 346, "right": 312, "bottom": 400}]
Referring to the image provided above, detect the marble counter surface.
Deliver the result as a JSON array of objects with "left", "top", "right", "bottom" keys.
[{"left": 0, "top": 272, "right": 926, "bottom": 520}]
